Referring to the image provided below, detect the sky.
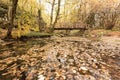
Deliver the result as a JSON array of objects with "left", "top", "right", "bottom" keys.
[
  {"left": 36, "top": 0, "right": 120, "bottom": 14},
  {"left": 36, "top": 0, "right": 65, "bottom": 14}
]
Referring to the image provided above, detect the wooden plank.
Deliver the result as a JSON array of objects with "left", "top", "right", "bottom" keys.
[{"left": 54, "top": 27, "right": 87, "bottom": 30}]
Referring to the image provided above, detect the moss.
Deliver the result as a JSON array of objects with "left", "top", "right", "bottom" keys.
[{"left": 24, "top": 31, "right": 52, "bottom": 38}]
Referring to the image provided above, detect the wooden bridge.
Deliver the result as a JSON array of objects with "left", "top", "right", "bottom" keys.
[
  {"left": 54, "top": 21, "right": 89, "bottom": 30},
  {"left": 54, "top": 27, "right": 88, "bottom": 30}
]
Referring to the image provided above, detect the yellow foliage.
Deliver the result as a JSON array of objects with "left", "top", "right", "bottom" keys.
[
  {"left": 12, "top": 24, "right": 31, "bottom": 38},
  {"left": 18, "top": 0, "right": 39, "bottom": 15},
  {"left": 31, "top": 26, "right": 39, "bottom": 32},
  {"left": 12, "top": 29, "right": 20, "bottom": 39}
]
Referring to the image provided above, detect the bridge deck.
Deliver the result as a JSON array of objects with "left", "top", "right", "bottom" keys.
[
  {"left": 54, "top": 21, "right": 89, "bottom": 30},
  {"left": 54, "top": 27, "right": 88, "bottom": 30}
]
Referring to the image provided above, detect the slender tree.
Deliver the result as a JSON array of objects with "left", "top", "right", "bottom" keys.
[
  {"left": 50, "top": 0, "right": 55, "bottom": 26},
  {"left": 38, "top": 9, "right": 46, "bottom": 32},
  {"left": 52, "top": 0, "right": 61, "bottom": 31},
  {"left": 38, "top": 0, "right": 46, "bottom": 32},
  {"left": 6, "top": 0, "right": 18, "bottom": 38}
]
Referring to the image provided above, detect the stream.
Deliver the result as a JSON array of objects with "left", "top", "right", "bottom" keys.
[{"left": 0, "top": 36, "right": 119, "bottom": 80}]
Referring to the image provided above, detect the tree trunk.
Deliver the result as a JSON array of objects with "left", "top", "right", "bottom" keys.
[
  {"left": 51, "top": 0, "right": 61, "bottom": 32},
  {"left": 50, "top": 0, "right": 55, "bottom": 26},
  {"left": 6, "top": 0, "right": 18, "bottom": 39},
  {"left": 38, "top": 9, "right": 46, "bottom": 32}
]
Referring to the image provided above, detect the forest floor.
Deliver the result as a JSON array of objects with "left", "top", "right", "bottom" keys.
[{"left": 0, "top": 30, "right": 120, "bottom": 80}]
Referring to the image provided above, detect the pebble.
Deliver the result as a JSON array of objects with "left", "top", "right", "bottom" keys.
[{"left": 38, "top": 74, "right": 45, "bottom": 80}]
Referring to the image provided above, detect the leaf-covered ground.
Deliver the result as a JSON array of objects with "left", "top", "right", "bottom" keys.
[{"left": 0, "top": 36, "right": 120, "bottom": 80}]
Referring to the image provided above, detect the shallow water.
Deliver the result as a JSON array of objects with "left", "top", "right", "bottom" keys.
[{"left": 0, "top": 39, "right": 47, "bottom": 80}]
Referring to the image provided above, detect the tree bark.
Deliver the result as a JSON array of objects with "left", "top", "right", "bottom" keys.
[
  {"left": 38, "top": 9, "right": 42, "bottom": 32},
  {"left": 50, "top": 0, "right": 55, "bottom": 26},
  {"left": 52, "top": 0, "right": 61, "bottom": 32},
  {"left": 6, "top": 0, "right": 18, "bottom": 39},
  {"left": 38, "top": 9, "right": 46, "bottom": 32}
]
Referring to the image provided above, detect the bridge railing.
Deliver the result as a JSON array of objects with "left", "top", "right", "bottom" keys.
[{"left": 54, "top": 21, "right": 89, "bottom": 30}]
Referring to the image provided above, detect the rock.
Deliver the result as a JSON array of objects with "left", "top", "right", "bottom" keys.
[
  {"left": 38, "top": 74, "right": 45, "bottom": 80},
  {"left": 79, "top": 66, "right": 91, "bottom": 75}
]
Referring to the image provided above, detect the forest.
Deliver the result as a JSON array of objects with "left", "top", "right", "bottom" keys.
[{"left": 0, "top": 0, "right": 120, "bottom": 80}]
